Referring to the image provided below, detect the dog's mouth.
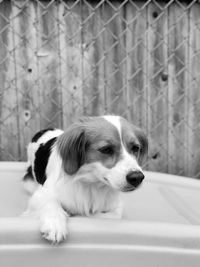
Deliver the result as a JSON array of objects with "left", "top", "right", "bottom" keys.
[
  {"left": 103, "top": 177, "right": 143, "bottom": 192},
  {"left": 120, "top": 185, "right": 136, "bottom": 192},
  {"left": 121, "top": 183, "right": 143, "bottom": 192}
]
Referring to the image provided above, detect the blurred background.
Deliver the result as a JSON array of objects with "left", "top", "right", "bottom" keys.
[{"left": 0, "top": 0, "right": 200, "bottom": 178}]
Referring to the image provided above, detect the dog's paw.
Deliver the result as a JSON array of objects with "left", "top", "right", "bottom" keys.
[{"left": 40, "top": 212, "right": 68, "bottom": 244}]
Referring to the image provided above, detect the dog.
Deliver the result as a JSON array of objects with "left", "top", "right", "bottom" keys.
[{"left": 23, "top": 115, "right": 148, "bottom": 243}]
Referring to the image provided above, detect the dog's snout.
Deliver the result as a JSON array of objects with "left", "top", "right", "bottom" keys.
[{"left": 126, "top": 171, "right": 144, "bottom": 187}]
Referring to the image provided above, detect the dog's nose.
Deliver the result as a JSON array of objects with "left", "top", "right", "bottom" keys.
[{"left": 126, "top": 171, "right": 144, "bottom": 187}]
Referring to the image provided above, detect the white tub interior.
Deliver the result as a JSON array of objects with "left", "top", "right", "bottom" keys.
[{"left": 1, "top": 162, "right": 200, "bottom": 267}]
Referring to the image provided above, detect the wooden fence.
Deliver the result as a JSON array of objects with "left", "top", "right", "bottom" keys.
[{"left": 0, "top": 0, "right": 200, "bottom": 178}]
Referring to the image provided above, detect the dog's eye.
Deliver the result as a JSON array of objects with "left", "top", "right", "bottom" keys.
[
  {"left": 98, "top": 146, "right": 114, "bottom": 155},
  {"left": 131, "top": 144, "right": 140, "bottom": 155}
]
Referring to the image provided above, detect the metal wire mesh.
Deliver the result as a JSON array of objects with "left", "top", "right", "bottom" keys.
[{"left": 0, "top": 0, "right": 200, "bottom": 178}]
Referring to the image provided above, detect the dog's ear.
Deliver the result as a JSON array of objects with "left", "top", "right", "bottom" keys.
[
  {"left": 134, "top": 127, "right": 148, "bottom": 165},
  {"left": 57, "top": 124, "right": 89, "bottom": 175}
]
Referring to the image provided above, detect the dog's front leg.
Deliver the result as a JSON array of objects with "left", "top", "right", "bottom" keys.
[{"left": 27, "top": 186, "right": 69, "bottom": 243}]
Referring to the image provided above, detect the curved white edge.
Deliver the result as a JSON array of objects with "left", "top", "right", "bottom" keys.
[
  {"left": 0, "top": 161, "right": 200, "bottom": 189},
  {"left": 1, "top": 217, "right": 200, "bottom": 250},
  {"left": 144, "top": 171, "right": 200, "bottom": 189},
  {"left": 0, "top": 161, "right": 28, "bottom": 172}
]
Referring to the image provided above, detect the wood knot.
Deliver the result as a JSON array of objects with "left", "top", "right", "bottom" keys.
[
  {"left": 23, "top": 110, "right": 31, "bottom": 121},
  {"left": 152, "top": 11, "right": 159, "bottom": 18},
  {"left": 161, "top": 72, "right": 168, "bottom": 81},
  {"left": 152, "top": 152, "right": 160, "bottom": 160}
]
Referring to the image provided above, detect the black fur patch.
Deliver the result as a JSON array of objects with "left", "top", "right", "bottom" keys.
[
  {"left": 23, "top": 166, "right": 33, "bottom": 181},
  {"left": 31, "top": 128, "right": 55, "bottom": 142},
  {"left": 34, "top": 137, "right": 57, "bottom": 185}
]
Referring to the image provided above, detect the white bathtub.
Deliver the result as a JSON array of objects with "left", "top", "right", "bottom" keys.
[{"left": 1, "top": 162, "right": 200, "bottom": 266}]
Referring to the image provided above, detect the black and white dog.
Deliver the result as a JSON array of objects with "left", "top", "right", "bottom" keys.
[{"left": 23, "top": 115, "right": 148, "bottom": 243}]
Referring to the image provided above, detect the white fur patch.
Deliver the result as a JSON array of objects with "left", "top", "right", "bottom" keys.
[
  {"left": 37, "top": 129, "right": 63, "bottom": 145},
  {"left": 23, "top": 179, "right": 38, "bottom": 195},
  {"left": 103, "top": 115, "right": 122, "bottom": 137}
]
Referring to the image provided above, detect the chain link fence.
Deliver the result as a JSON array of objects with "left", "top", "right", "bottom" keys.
[{"left": 0, "top": 0, "right": 200, "bottom": 178}]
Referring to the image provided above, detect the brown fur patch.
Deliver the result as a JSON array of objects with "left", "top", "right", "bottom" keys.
[
  {"left": 119, "top": 117, "right": 148, "bottom": 164},
  {"left": 57, "top": 117, "right": 122, "bottom": 174}
]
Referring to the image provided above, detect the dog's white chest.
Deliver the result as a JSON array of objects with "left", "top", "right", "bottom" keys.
[{"left": 56, "top": 180, "right": 119, "bottom": 216}]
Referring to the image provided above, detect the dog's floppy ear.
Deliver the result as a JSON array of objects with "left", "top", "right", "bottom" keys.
[
  {"left": 134, "top": 127, "right": 148, "bottom": 165},
  {"left": 57, "top": 123, "right": 89, "bottom": 175}
]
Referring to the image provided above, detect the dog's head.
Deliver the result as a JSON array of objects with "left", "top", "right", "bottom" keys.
[{"left": 57, "top": 115, "right": 148, "bottom": 192}]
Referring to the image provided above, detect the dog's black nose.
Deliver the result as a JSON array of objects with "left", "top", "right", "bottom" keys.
[{"left": 126, "top": 171, "right": 144, "bottom": 187}]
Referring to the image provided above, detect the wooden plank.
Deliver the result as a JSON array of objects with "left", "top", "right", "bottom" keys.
[
  {"left": 2, "top": 0, "right": 41, "bottom": 160},
  {"left": 36, "top": 0, "right": 62, "bottom": 130},
  {"left": 58, "top": 1, "right": 83, "bottom": 128},
  {"left": 125, "top": 1, "right": 149, "bottom": 170},
  {"left": 102, "top": 1, "right": 126, "bottom": 115},
  {"left": 146, "top": 2, "right": 169, "bottom": 173},
  {"left": 80, "top": 2, "right": 105, "bottom": 116},
  {"left": 168, "top": 3, "right": 189, "bottom": 175},
  {"left": 0, "top": 1, "right": 20, "bottom": 160},
  {"left": 14, "top": 1, "right": 41, "bottom": 160},
  {"left": 188, "top": 4, "right": 200, "bottom": 178},
  {"left": 125, "top": 1, "right": 147, "bottom": 128},
  {"left": 0, "top": 1, "right": 13, "bottom": 160}
]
